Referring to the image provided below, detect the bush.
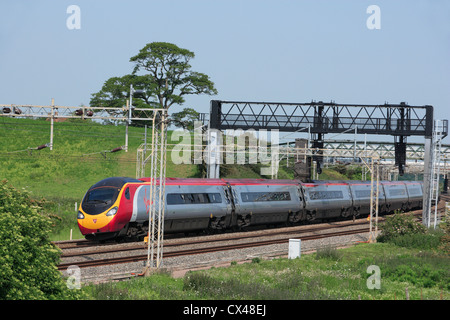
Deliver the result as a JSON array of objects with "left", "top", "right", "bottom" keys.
[
  {"left": 438, "top": 220, "right": 450, "bottom": 254},
  {"left": 377, "top": 213, "right": 426, "bottom": 243},
  {"left": 0, "top": 180, "right": 84, "bottom": 299},
  {"left": 377, "top": 213, "right": 446, "bottom": 250}
]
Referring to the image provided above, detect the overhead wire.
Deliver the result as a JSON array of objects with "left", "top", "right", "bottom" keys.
[{"left": 0, "top": 117, "right": 170, "bottom": 166}]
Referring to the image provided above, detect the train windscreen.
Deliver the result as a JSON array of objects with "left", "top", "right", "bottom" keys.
[{"left": 82, "top": 187, "right": 120, "bottom": 215}]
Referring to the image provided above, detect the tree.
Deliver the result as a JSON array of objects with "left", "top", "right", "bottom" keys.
[
  {"left": 90, "top": 74, "right": 160, "bottom": 125},
  {"left": 90, "top": 42, "right": 218, "bottom": 124},
  {"left": 171, "top": 107, "right": 201, "bottom": 131},
  {"left": 0, "top": 180, "right": 85, "bottom": 299},
  {"left": 130, "top": 42, "right": 218, "bottom": 110}
]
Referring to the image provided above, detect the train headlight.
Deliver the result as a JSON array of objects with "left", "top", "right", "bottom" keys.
[
  {"left": 106, "top": 206, "right": 118, "bottom": 216},
  {"left": 77, "top": 211, "right": 85, "bottom": 219}
]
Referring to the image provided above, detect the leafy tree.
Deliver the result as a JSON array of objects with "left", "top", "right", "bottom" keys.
[
  {"left": 171, "top": 107, "right": 200, "bottom": 130},
  {"left": 130, "top": 42, "right": 218, "bottom": 109},
  {"left": 90, "top": 42, "right": 218, "bottom": 124},
  {"left": 0, "top": 180, "right": 84, "bottom": 299},
  {"left": 90, "top": 74, "right": 159, "bottom": 111}
]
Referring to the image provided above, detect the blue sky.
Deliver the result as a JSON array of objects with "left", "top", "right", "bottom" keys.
[{"left": 1, "top": 0, "right": 449, "bottom": 142}]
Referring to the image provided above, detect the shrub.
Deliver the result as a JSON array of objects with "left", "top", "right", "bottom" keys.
[
  {"left": 377, "top": 213, "right": 426, "bottom": 244},
  {"left": 438, "top": 220, "right": 450, "bottom": 254},
  {"left": 0, "top": 180, "right": 84, "bottom": 299}
]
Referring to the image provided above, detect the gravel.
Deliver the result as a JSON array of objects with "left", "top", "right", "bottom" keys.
[{"left": 61, "top": 229, "right": 371, "bottom": 284}]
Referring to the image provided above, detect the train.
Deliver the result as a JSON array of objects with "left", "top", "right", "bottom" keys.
[{"left": 77, "top": 177, "right": 424, "bottom": 241}]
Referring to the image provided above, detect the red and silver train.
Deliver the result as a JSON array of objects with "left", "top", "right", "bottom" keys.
[{"left": 77, "top": 177, "right": 424, "bottom": 241}]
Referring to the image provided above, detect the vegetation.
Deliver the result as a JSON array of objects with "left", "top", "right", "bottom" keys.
[
  {"left": 1, "top": 117, "right": 449, "bottom": 300},
  {"left": 377, "top": 212, "right": 444, "bottom": 250},
  {"left": 0, "top": 180, "right": 85, "bottom": 299},
  {"left": 85, "top": 242, "right": 449, "bottom": 300},
  {"left": 90, "top": 42, "right": 218, "bottom": 127},
  {"left": 0, "top": 117, "right": 299, "bottom": 240}
]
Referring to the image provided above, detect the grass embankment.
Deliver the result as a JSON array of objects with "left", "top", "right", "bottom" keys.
[
  {"left": 1, "top": 118, "right": 449, "bottom": 300},
  {"left": 0, "top": 118, "right": 197, "bottom": 239},
  {"left": 85, "top": 242, "right": 449, "bottom": 300},
  {"left": 0, "top": 118, "right": 293, "bottom": 240}
]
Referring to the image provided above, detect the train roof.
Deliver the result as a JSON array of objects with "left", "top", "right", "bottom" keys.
[
  {"left": 134, "top": 177, "right": 423, "bottom": 187},
  {"left": 139, "top": 177, "right": 228, "bottom": 186},
  {"left": 223, "top": 178, "right": 300, "bottom": 186},
  {"left": 90, "top": 177, "right": 142, "bottom": 189},
  {"left": 138, "top": 177, "right": 301, "bottom": 186}
]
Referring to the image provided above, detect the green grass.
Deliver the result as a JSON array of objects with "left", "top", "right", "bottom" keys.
[
  {"left": 0, "top": 118, "right": 283, "bottom": 240},
  {"left": 0, "top": 118, "right": 202, "bottom": 240},
  {"left": 0, "top": 117, "right": 382, "bottom": 241},
  {"left": 83, "top": 243, "right": 449, "bottom": 300},
  {"left": 2, "top": 118, "right": 448, "bottom": 300}
]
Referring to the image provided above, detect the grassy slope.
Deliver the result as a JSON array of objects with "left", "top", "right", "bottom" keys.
[
  {"left": 0, "top": 118, "right": 361, "bottom": 240},
  {"left": 85, "top": 243, "right": 449, "bottom": 300},
  {"left": 0, "top": 118, "right": 267, "bottom": 239}
]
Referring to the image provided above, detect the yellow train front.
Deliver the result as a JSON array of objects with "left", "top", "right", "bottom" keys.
[{"left": 77, "top": 177, "right": 140, "bottom": 241}]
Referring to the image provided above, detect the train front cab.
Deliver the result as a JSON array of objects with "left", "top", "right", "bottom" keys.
[{"left": 77, "top": 177, "right": 141, "bottom": 241}]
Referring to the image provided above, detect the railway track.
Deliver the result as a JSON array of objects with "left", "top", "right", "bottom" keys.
[
  {"left": 57, "top": 224, "right": 370, "bottom": 271},
  {"left": 58, "top": 219, "right": 369, "bottom": 258},
  {"left": 57, "top": 196, "right": 449, "bottom": 272}
]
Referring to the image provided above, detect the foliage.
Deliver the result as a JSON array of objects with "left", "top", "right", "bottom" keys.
[
  {"left": 182, "top": 271, "right": 338, "bottom": 300},
  {"left": 170, "top": 107, "right": 200, "bottom": 130},
  {"left": 439, "top": 220, "right": 450, "bottom": 254},
  {"left": 377, "top": 213, "right": 427, "bottom": 244},
  {"left": 130, "top": 42, "right": 218, "bottom": 109},
  {"left": 0, "top": 180, "right": 85, "bottom": 299},
  {"left": 85, "top": 243, "right": 449, "bottom": 300},
  {"left": 386, "top": 229, "right": 445, "bottom": 250},
  {"left": 90, "top": 74, "right": 159, "bottom": 120},
  {"left": 91, "top": 42, "right": 218, "bottom": 125},
  {"left": 367, "top": 250, "right": 449, "bottom": 290}
]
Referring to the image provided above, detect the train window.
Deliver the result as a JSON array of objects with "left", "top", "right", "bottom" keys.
[
  {"left": 309, "top": 190, "right": 343, "bottom": 200},
  {"left": 389, "top": 189, "right": 406, "bottom": 196},
  {"left": 124, "top": 187, "right": 130, "bottom": 200},
  {"left": 355, "top": 190, "right": 371, "bottom": 198},
  {"left": 208, "top": 193, "right": 221, "bottom": 203},
  {"left": 241, "top": 192, "right": 291, "bottom": 202},
  {"left": 408, "top": 188, "right": 421, "bottom": 196},
  {"left": 167, "top": 193, "right": 222, "bottom": 205}
]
